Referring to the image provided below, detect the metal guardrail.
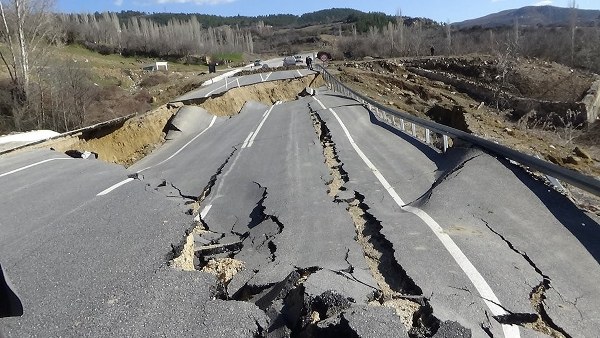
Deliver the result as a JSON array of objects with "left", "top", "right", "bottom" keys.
[
  {"left": 0, "top": 113, "right": 136, "bottom": 156},
  {"left": 317, "top": 65, "right": 600, "bottom": 197}
]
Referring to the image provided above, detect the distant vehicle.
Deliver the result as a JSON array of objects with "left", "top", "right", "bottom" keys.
[
  {"left": 261, "top": 64, "right": 270, "bottom": 69},
  {"left": 254, "top": 60, "right": 261, "bottom": 66},
  {"left": 294, "top": 55, "right": 303, "bottom": 63},
  {"left": 283, "top": 56, "right": 296, "bottom": 67}
]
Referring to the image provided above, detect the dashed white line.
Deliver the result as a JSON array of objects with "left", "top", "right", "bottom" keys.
[
  {"left": 0, "top": 158, "right": 72, "bottom": 178},
  {"left": 242, "top": 132, "right": 254, "bottom": 149},
  {"left": 136, "top": 115, "right": 217, "bottom": 173},
  {"left": 247, "top": 105, "right": 275, "bottom": 148},
  {"left": 98, "top": 115, "right": 218, "bottom": 196},
  {"left": 296, "top": 69, "right": 302, "bottom": 77},
  {"left": 314, "top": 97, "right": 520, "bottom": 338},
  {"left": 195, "top": 204, "right": 213, "bottom": 222},
  {"left": 96, "top": 178, "right": 135, "bottom": 196},
  {"left": 204, "top": 84, "right": 225, "bottom": 98}
]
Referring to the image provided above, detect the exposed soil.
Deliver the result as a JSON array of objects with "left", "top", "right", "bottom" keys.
[
  {"left": 25, "top": 75, "right": 324, "bottom": 167},
  {"left": 332, "top": 55, "right": 599, "bottom": 211},
  {"left": 34, "top": 103, "right": 181, "bottom": 166},
  {"left": 197, "top": 74, "right": 324, "bottom": 116}
]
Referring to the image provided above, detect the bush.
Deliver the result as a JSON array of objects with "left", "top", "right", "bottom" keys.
[{"left": 140, "top": 73, "right": 169, "bottom": 88}]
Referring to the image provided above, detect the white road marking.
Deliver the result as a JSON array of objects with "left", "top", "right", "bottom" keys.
[
  {"left": 97, "top": 115, "right": 218, "bottom": 196},
  {"left": 136, "top": 115, "right": 217, "bottom": 173},
  {"left": 264, "top": 72, "right": 272, "bottom": 81},
  {"left": 314, "top": 97, "right": 520, "bottom": 338},
  {"left": 242, "top": 132, "right": 254, "bottom": 149},
  {"left": 204, "top": 85, "right": 224, "bottom": 97},
  {"left": 236, "top": 78, "right": 240, "bottom": 88},
  {"left": 247, "top": 105, "right": 275, "bottom": 148},
  {"left": 97, "top": 178, "right": 135, "bottom": 196},
  {"left": 0, "top": 158, "right": 72, "bottom": 178},
  {"left": 200, "top": 204, "right": 212, "bottom": 219},
  {"left": 195, "top": 204, "right": 213, "bottom": 222},
  {"left": 259, "top": 73, "right": 265, "bottom": 81},
  {"left": 296, "top": 69, "right": 302, "bottom": 77}
]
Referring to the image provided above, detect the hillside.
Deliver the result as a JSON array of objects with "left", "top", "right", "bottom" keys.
[
  {"left": 113, "top": 8, "right": 400, "bottom": 31},
  {"left": 454, "top": 5, "right": 600, "bottom": 28}
]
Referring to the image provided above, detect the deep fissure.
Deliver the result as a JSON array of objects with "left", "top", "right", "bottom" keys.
[{"left": 309, "top": 102, "right": 447, "bottom": 337}]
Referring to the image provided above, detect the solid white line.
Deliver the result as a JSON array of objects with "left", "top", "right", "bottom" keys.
[
  {"left": 137, "top": 116, "right": 217, "bottom": 173},
  {"left": 204, "top": 83, "right": 227, "bottom": 97},
  {"left": 315, "top": 97, "right": 520, "bottom": 338},
  {"left": 259, "top": 73, "right": 265, "bottom": 82},
  {"left": 264, "top": 72, "right": 272, "bottom": 81},
  {"left": 236, "top": 78, "right": 240, "bottom": 88},
  {"left": 247, "top": 106, "right": 275, "bottom": 148},
  {"left": 97, "top": 178, "right": 134, "bottom": 196},
  {"left": 242, "top": 132, "right": 254, "bottom": 149},
  {"left": 0, "top": 158, "right": 71, "bottom": 178}
]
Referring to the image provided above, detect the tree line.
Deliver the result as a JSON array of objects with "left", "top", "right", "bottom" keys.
[
  {"left": 0, "top": 0, "right": 598, "bottom": 134},
  {"left": 333, "top": 5, "right": 600, "bottom": 74}
]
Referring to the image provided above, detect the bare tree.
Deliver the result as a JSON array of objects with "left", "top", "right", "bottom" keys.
[
  {"left": 569, "top": 0, "right": 578, "bottom": 65},
  {"left": 396, "top": 9, "right": 404, "bottom": 55},
  {"left": 445, "top": 19, "right": 452, "bottom": 54},
  {"left": 0, "top": 0, "right": 55, "bottom": 130}
]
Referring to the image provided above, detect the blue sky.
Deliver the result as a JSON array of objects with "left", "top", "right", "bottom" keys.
[{"left": 56, "top": 0, "right": 600, "bottom": 23}]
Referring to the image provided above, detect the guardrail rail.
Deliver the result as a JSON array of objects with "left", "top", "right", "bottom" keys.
[{"left": 316, "top": 65, "right": 600, "bottom": 197}]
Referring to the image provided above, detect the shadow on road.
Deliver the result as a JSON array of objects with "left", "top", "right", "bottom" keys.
[{"left": 506, "top": 160, "right": 600, "bottom": 264}]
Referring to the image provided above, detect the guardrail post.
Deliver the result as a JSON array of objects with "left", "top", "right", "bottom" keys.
[
  {"left": 411, "top": 123, "right": 416, "bottom": 137},
  {"left": 426, "top": 129, "right": 431, "bottom": 144},
  {"left": 401, "top": 119, "right": 405, "bottom": 131},
  {"left": 392, "top": 116, "right": 396, "bottom": 126},
  {"left": 443, "top": 135, "right": 449, "bottom": 152}
]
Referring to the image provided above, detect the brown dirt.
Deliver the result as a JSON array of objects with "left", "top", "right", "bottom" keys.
[
  {"left": 24, "top": 75, "right": 324, "bottom": 168},
  {"left": 38, "top": 103, "right": 181, "bottom": 167},
  {"left": 333, "top": 56, "right": 600, "bottom": 211},
  {"left": 337, "top": 58, "right": 600, "bottom": 184},
  {"left": 197, "top": 74, "right": 325, "bottom": 116},
  {"left": 201, "top": 258, "right": 245, "bottom": 284}
]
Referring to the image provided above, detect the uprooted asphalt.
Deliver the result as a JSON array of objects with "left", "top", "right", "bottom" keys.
[{"left": 1, "top": 83, "right": 600, "bottom": 337}]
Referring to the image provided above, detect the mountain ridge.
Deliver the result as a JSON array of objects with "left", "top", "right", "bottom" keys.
[{"left": 454, "top": 5, "right": 600, "bottom": 29}]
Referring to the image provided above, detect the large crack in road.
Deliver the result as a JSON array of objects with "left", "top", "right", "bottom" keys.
[
  {"left": 309, "top": 103, "right": 470, "bottom": 337},
  {"left": 482, "top": 219, "right": 571, "bottom": 338}
]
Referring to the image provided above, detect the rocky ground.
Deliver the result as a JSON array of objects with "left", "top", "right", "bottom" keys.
[{"left": 330, "top": 55, "right": 600, "bottom": 213}]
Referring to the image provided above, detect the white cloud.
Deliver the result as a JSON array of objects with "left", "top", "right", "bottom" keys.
[
  {"left": 533, "top": 0, "right": 553, "bottom": 5},
  {"left": 156, "top": 0, "right": 236, "bottom": 4},
  {"left": 114, "top": 0, "right": 124, "bottom": 6}
]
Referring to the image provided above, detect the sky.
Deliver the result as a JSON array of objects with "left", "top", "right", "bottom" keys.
[{"left": 56, "top": 0, "right": 600, "bottom": 23}]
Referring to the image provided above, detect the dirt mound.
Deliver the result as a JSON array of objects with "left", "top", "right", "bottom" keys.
[
  {"left": 40, "top": 103, "right": 181, "bottom": 167},
  {"left": 25, "top": 74, "right": 325, "bottom": 167},
  {"left": 198, "top": 74, "right": 325, "bottom": 116},
  {"left": 334, "top": 55, "right": 600, "bottom": 212},
  {"left": 406, "top": 56, "right": 595, "bottom": 102},
  {"left": 426, "top": 105, "right": 472, "bottom": 133}
]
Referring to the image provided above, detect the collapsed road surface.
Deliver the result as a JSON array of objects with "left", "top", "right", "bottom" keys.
[{"left": 1, "top": 70, "right": 600, "bottom": 338}]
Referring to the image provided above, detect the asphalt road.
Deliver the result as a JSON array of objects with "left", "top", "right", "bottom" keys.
[
  {"left": 1, "top": 76, "right": 599, "bottom": 337},
  {"left": 173, "top": 68, "right": 316, "bottom": 103}
]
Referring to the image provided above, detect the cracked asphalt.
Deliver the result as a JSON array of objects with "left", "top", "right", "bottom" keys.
[{"left": 1, "top": 83, "right": 600, "bottom": 337}]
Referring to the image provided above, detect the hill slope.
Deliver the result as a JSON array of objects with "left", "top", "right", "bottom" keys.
[{"left": 454, "top": 5, "right": 600, "bottom": 28}]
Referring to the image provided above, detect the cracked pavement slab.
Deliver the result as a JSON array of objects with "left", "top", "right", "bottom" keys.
[
  {"left": 415, "top": 147, "right": 600, "bottom": 337},
  {"left": 5, "top": 79, "right": 600, "bottom": 337}
]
